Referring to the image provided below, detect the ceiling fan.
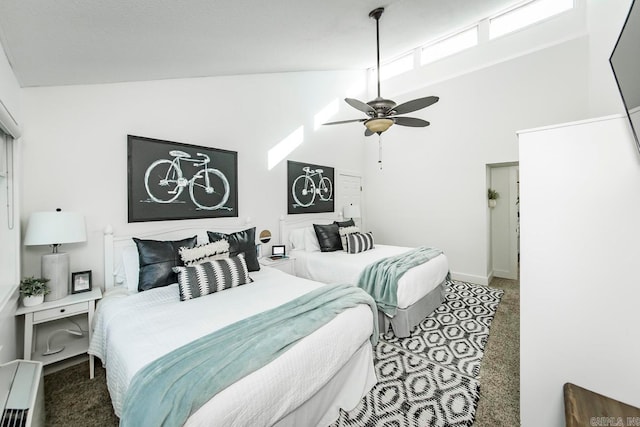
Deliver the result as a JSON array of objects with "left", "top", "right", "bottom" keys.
[{"left": 324, "top": 7, "right": 439, "bottom": 136}]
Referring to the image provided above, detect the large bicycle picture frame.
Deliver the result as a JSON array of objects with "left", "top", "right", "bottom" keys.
[
  {"left": 128, "top": 135, "right": 238, "bottom": 222},
  {"left": 287, "top": 160, "right": 334, "bottom": 214}
]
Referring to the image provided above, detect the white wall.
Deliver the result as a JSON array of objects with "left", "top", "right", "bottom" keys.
[
  {"left": 362, "top": 37, "right": 589, "bottom": 284},
  {"left": 519, "top": 115, "right": 640, "bottom": 427},
  {"left": 0, "top": 39, "right": 21, "bottom": 363},
  {"left": 20, "top": 70, "right": 366, "bottom": 289}
]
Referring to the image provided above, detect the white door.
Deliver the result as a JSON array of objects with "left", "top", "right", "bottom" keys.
[{"left": 338, "top": 173, "right": 362, "bottom": 226}]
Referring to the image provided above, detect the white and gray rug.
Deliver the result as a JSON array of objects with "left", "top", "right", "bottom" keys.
[{"left": 331, "top": 280, "right": 504, "bottom": 427}]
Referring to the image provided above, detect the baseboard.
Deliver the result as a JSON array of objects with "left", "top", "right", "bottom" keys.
[
  {"left": 450, "top": 271, "right": 490, "bottom": 286},
  {"left": 43, "top": 354, "right": 88, "bottom": 376},
  {"left": 492, "top": 269, "right": 518, "bottom": 280}
]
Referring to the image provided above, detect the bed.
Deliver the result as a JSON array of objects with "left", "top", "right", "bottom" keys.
[
  {"left": 280, "top": 215, "right": 449, "bottom": 338},
  {"left": 90, "top": 221, "right": 378, "bottom": 427}
]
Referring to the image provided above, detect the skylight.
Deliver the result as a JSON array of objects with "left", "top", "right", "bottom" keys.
[
  {"left": 380, "top": 54, "right": 414, "bottom": 81},
  {"left": 421, "top": 26, "right": 479, "bottom": 66},
  {"left": 364, "top": 0, "right": 577, "bottom": 85},
  {"left": 489, "top": 0, "right": 574, "bottom": 39}
]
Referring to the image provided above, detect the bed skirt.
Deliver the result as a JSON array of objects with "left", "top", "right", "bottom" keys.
[
  {"left": 272, "top": 341, "right": 376, "bottom": 427},
  {"left": 378, "top": 281, "right": 446, "bottom": 338}
]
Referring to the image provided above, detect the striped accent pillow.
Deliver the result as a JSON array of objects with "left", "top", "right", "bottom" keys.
[
  {"left": 346, "top": 232, "right": 375, "bottom": 254},
  {"left": 173, "top": 253, "right": 252, "bottom": 301}
]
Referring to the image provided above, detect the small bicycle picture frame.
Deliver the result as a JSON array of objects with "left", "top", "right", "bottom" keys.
[
  {"left": 287, "top": 160, "right": 334, "bottom": 214},
  {"left": 71, "top": 271, "right": 92, "bottom": 294}
]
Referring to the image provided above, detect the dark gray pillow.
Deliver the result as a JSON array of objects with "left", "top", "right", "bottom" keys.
[
  {"left": 133, "top": 236, "right": 197, "bottom": 292},
  {"left": 173, "top": 253, "right": 253, "bottom": 301},
  {"left": 334, "top": 219, "right": 355, "bottom": 228},
  {"left": 313, "top": 223, "right": 342, "bottom": 252},
  {"left": 207, "top": 227, "right": 260, "bottom": 272}
]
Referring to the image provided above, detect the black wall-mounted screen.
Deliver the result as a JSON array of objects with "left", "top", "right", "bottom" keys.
[{"left": 610, "top": 0, "right": 640, "bottom": 155}]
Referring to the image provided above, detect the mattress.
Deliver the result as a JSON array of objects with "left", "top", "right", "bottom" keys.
[
  {"left": 89, "top": 267, "right": 376, "bottom": 426},
  {"left": 292, "top": 244, "right": 449, "bottom": 309}
]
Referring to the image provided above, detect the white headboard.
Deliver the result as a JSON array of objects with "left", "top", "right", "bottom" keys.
[
  {"left": 104, "top": 218, "right": 252, "bottom": 292},
  {"left": 279, "top": 213, "right": 342, "bottom": 251}
]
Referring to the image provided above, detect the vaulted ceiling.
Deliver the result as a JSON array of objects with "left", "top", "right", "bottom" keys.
[{"left": 0, "top": 0, "right": 518, "bottom": 87}]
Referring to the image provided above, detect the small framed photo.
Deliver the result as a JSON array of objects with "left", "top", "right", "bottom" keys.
[
  {"left": 71, "top": 271, "right": 92, "bottom": 294},
  {"left": 271, "top": 245, "right": 286, "bottom": 259}
]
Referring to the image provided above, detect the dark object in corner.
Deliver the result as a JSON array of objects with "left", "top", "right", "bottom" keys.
[
  {"left": 610, "top": 0, "right": 640, "bottom": 155},
  {"left": 563, "top": 382, "right": 640, "bottom": 427}
]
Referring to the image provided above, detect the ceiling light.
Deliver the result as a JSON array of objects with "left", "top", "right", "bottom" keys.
[{"left": 364, "top": 118, "right": 394, "bottom": 133}]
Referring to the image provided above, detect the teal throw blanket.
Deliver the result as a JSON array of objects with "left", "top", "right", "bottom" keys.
[
  {"left": 358, "top": 246, "right": 443, "bottom": 316},
  {"left": 120, "top": 284, "right": 378, "bottom": 427}
]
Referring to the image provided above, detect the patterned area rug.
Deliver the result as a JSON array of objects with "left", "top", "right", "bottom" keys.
[{"left": 330, "top": 280, "right": 504, "bottom": 427}]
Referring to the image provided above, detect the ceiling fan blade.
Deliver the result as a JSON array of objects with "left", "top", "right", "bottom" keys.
[
  {"left": 392, "top": 96, "right": 439, "bottom": 115},
  {"left": 323, "top": 118, "right": 367, "bottom": 125},
  {"left": 393, "top": 117, "right": 430, "bottom": 127},
  {"left": 345, "top": 98, "right": 376, "bottom": 115}
]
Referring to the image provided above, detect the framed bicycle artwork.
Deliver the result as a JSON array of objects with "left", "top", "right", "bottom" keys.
[
  {"left": 127, "top": 135, "right": 238, "bottom": 222},
  {"left": 287, "top": 160, "right": 334, "bottom": 214}
]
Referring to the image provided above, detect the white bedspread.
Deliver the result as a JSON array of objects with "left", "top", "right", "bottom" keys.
[
  {"left": 292, "top": 244, "right": 449, "bottom": 309},
  {"left": 89, "top": 267, "right": 375, "bottom": 426}
]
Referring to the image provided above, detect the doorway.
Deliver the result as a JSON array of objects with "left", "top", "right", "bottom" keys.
[{"left": 488, "top": 163, "right": 519, "bottom": 280}]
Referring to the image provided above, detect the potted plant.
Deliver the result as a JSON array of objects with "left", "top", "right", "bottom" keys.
[
  {"left": 19, "top": 277, "right": 50, "bottom": 307},
  {"left": 488, "top": 188, "right": 500, "bottom": 208}
]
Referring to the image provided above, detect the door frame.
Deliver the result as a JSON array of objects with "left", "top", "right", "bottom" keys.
[{"left": 487, "top": 162, "right": 519, "bottom": 281}]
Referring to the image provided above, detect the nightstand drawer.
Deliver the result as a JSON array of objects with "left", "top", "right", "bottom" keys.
[{"left": 33, "top": 301, "right": 89, "bottom": 322}]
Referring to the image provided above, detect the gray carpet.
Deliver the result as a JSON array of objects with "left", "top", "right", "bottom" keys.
[
  {"left": 44, "top": 278, "right": 519, "bottom": 426},
  {"left": 475, "top": 277, "right": 520, "bottom": 426}
]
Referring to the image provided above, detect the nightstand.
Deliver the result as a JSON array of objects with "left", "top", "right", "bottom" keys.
[
  {"left": 15, "top": 288, "right": 102, "bottom": 379},
  {"left": 259, "top": 257, "right": 296, "bottom": 275}
]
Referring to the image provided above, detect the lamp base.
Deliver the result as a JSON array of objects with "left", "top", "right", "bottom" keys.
[{"left": 42, "top": 252, "right": 70, "bottom": 302}]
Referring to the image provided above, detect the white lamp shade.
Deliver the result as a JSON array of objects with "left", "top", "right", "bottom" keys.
[
  {"left": 343, "top": 204, "right": 361, "bottom": 219},
  {"left": 24, "top": 211, "right": 87, "bottom": 246}
]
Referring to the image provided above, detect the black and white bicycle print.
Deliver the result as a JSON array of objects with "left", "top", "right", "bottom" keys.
[
  {"left": 291, "top": 166, "right": 333, "bottom": 207},
  {"left": 127, "top": 135, "right": 238, "bottom": 222},
  {"left": 144, "top": 150, "right": 230, "bottom": 211},
  {"left": 287, "top": 161, "right": 335, "bottom": 214}
]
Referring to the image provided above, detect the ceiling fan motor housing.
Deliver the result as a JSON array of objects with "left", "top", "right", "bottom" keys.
[{"left": 367, "top": 97, "right": 397, "bottom": 117}]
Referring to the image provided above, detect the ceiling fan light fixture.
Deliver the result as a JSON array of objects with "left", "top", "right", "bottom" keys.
[{"left": 365, "top": 118, "right": 394, "bottom": 133}]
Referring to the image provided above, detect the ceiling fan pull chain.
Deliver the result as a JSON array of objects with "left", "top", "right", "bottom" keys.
[{"left": 378, "top": 135, "right": 383, "bottom": 170}]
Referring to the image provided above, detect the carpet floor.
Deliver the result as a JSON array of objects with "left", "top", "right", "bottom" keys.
[{"left": 44, "top": 277, "right": 519, "bottom": 426}]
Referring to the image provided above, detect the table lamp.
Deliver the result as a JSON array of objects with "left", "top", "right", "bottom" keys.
[
  {"left": 343, "top": 204, "right": 361, "bottom": 221},
  {"left": 24, "top": 209, "right": 86, "bottom": 302}
]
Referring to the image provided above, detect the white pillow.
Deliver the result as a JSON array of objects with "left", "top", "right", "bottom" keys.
[
  {"left": 339, "top": 226, "right": 360, "bottom": 251},
  {"left": 179, "top": 240, "right": 230, "bottom": 266},
  {"left": 289, "top": 228, "right": 306, "bottom": 250},
  {"left": 304, "top": 226, "right": 321, "bottom": 252},
  {"left": 122, "top": 246, "right": 140, "bottom": 293}
]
